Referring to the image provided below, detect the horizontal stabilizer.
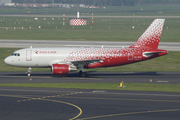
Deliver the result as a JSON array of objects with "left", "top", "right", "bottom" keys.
[{"left": 143, "top": 51, "right": 167, "bottom": 57}]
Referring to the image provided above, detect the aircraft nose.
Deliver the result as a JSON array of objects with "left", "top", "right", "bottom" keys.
[{"left": 4, "top": 57, "right": 11, "bottom": 65}]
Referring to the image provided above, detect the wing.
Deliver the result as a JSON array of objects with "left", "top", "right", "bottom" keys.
[
  {"left": 71, "top": 59, "right": 103, "bottom": 65},
  {"left": 48, "top": 59, "right": 103, "bottom": 67},
  {"left": 70, "top": 59, "right": 104, "bottom": 69}
]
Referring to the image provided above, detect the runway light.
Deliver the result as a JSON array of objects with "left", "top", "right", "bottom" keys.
[{"left": 150, "top": 79, "right": 152, "bottom": 82}]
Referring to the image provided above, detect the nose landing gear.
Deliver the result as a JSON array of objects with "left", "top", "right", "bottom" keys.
[{"left": 27, "top": 67, "right": 31, "bottom": 77}]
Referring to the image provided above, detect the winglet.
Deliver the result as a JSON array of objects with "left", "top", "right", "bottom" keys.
[{"left": 129, "top": 19, "right": 165, "bottom": 49}]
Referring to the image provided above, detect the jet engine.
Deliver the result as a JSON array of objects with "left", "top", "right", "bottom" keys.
[{"left": 52, "top": 64, "right": 76, "bottom": 75}]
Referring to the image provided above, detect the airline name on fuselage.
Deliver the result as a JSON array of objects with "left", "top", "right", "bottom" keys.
[{"left": 35, "top": 51, "right": 57, "bottom": 54}]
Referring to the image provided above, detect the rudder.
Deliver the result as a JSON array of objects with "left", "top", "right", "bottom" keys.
[{"left": 129, "top": 19, "right": 165, "bottom": 49}]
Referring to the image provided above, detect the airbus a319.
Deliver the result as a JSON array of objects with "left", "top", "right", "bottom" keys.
[{"left": 4, "top": 19, "right": 168, "bottom": 77}]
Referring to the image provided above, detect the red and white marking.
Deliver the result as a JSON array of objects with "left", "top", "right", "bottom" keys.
[{"left": 70, "top": 18, "right": 87, "bottom": 25}]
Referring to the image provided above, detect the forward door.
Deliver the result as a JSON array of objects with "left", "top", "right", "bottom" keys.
[{"left": 26, "top": 50, "right": 32, "bottom": 61}]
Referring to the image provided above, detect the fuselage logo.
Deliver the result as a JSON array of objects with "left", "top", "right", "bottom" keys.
[{"left": 35, "top": 51, "right": 38, "bottom": 54}]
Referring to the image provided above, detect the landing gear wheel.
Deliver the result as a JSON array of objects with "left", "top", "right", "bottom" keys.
[
  {"left": 27, "top": 67, "right": 32, "bottom": 77},
  {"left": 27, "top": 73, "right": 31, "bottom": 77},
  {"left": 81, "top": 72, "right": 86, "bottom": 77},
  {"left": 79, "top": 71, "right": 82, "bottom": 76},
  {"left": 79, "top": 71, "right": 86, "bottom": 77}
]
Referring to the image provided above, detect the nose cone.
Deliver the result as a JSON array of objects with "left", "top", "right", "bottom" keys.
[{"left": 4, "top": 57, "right": 11, "bottom": 65}]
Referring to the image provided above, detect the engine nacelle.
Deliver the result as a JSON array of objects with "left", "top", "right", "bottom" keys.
[
  {"left": 52, "top": 64, "right": 69, "bottom": 75},
  {"left": 52, "top": 64, "right": 76, "bottom": 75}
]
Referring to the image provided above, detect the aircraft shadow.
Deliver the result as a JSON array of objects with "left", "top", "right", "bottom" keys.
[{"left": 1, "top": 71, "right": 161, "bottom": 78}]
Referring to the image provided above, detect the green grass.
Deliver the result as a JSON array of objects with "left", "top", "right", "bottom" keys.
[
  {"left": 0, "top": 17, "right": 180, "bottom": 42},
  {"left": 0, "top": 83, "right": 179, "bottom": 92},
  {"left": 1, "top": 5, "right": 180, "bottom": 16},
  {"left": 1, "top": 48, "right": 180, "bottom": 72}
]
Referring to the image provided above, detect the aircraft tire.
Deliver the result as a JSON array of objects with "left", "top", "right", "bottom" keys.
[
  {"left": 81, "top": 72, "right": 86, "bottom": 77},
  {"left": 79, "top": 71, "right": 86, "bottom": 77},
  {"left": 27, "top": 73, "right": 31, "bottom": 77}
]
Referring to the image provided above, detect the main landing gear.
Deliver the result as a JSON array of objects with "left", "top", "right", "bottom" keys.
[
  {"left": 78, "top": 65, "right": 86, "bottom": 77},
  {"left": 79, "top": 70, "right": 86, "bottom": 77}
]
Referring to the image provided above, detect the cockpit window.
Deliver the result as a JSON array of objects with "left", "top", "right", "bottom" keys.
[{"left": 11, "top": 53, "right": 20, "bottom": 56}]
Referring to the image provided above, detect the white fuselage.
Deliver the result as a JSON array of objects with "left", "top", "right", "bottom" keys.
[
  {"left": 4, "top": 46, "right": 168, "bottom": 69},
  {"left": 5, "top": 48, "right": 76, "bottom": 67}
]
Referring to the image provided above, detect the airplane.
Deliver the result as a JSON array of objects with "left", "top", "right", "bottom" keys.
[{"left": 4, "top": 19, "right": 167, "bottom": 77}]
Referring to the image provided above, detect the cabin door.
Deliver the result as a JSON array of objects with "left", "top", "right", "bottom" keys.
[{"left": 26, "top": 50, "right": 32, "bottom": 61}]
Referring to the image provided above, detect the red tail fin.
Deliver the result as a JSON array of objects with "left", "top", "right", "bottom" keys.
[{"left": 129, "top": 19, "right": 165, "bottom": 49}]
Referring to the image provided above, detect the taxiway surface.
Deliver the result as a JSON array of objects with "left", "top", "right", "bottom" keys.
[
  {"left": 0, "top": 71, "right": 180, "bottom": 84},
  {"left": 0, "top": 87, "right": 180, "bottom": 120},
  {"left": 0, "top": 72, "right": 180, "bottom": 120},
  {"left": 0, "top": 40, "right": 180, "bottom": 51}
]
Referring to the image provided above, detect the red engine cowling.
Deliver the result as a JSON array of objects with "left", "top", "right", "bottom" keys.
[{"left": 52, "top": 64, "right": 69, "bottom": 75}]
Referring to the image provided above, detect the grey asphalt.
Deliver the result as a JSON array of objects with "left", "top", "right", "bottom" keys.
[
  {"left": 0, "top": 87, "right": 180, "bottom": 120},
  {"left": 0, "top": 40, "right": 179, "bottom": 51},
  {"left": 0, "top": 71, "right": 180, "bottom": 84},
  {"left": 0, "top": 72, "right": 180, "bottom": 120}
]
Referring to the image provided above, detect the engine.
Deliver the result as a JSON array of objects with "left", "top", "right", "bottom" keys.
[{"left": 52, "top": 64, "right": 76, "bottom": 75}]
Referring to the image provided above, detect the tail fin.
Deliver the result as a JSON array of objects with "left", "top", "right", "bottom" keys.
[{"left": 129, "top": 19, "right": 165, "bottom": 49}]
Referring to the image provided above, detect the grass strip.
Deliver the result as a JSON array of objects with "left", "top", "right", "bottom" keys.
[
  {"left": 0, "top": 83, "right": 179, "bottom": 92},
  {"left": 0, "top": 17, "right": 180, "bottom": 42}
]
